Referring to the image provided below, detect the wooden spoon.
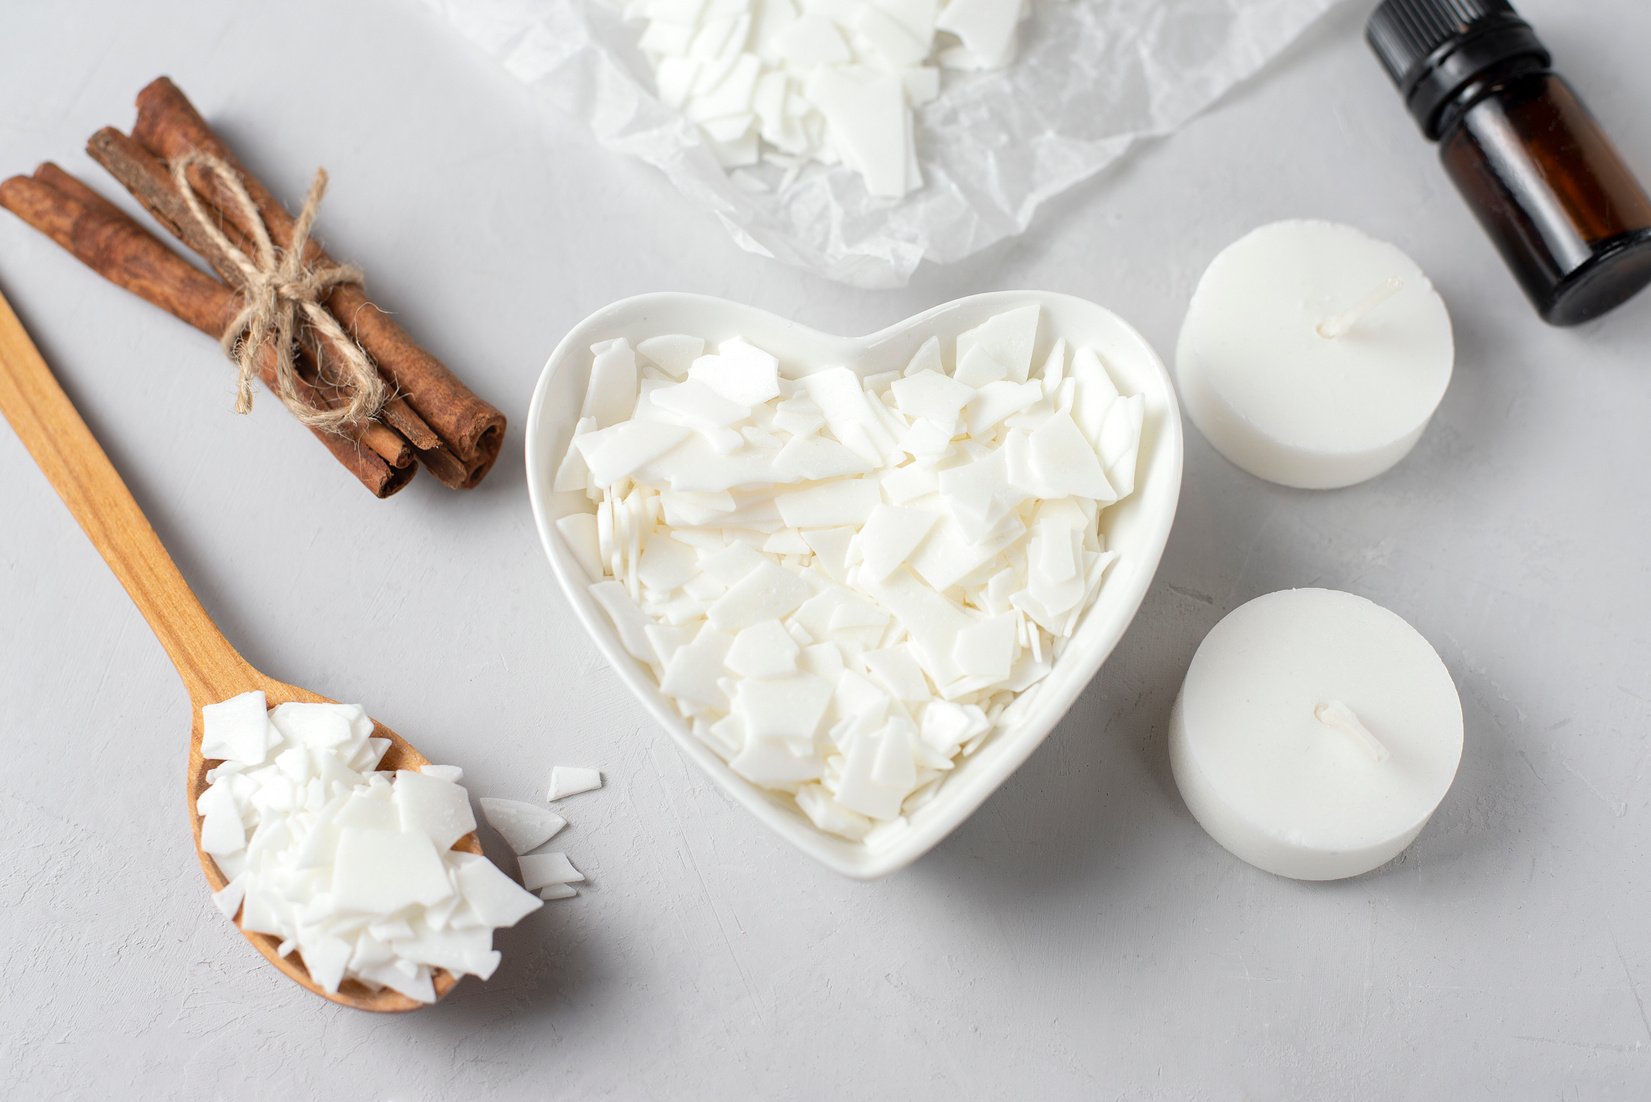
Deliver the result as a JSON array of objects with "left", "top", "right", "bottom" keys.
[{"left": 0, "top": 286, "right": 480, "bottom": 1012}]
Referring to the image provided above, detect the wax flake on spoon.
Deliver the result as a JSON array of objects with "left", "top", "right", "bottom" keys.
[
  {"left": 558, "top": 305, "right": 1145, "bottom": 842},
  {"left": 194, "top": 693, "right": 543, "bottom": 1003}
]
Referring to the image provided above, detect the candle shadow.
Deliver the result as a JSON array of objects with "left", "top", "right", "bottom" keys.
[
  {"left": 910, "top": 580, "right": 1216, "bottom": 904},
  {"left": 912, "top": 554, "right": 1524, "bottom": 916},
  {"left": 1323, "top": 661, "right": 1525, "bottom": 889}
]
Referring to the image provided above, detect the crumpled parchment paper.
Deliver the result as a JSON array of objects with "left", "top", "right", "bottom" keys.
[{"left": 419, "top": 0, "right": 1353, "bottom": 287}]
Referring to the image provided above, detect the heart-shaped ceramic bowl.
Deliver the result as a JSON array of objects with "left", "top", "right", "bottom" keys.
[{"left": 526, "top": 292, "right": 1183, "bottom": 878}]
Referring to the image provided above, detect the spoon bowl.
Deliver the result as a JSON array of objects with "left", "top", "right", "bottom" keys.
[
  {"left": 0, "top": 286, "right": 477, "bottom": 1012},
  {"left": 185, "top": 676, "right": 483, "bottom": 1013}
]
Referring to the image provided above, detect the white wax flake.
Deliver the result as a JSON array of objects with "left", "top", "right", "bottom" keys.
[
  {"left": 1069, "top": 345, "right": 1118, "bottom": 435},
  {"left": 689, "top": 339, "right": 782, "bottom": 406},
  {"left": 394, "top": 770, "right": 478, "bottom": 850},
  {"left": 1027, "top": 411, "right": 1116, "bottom": 502},
  {"left": 577, "top": 422, "right": 692, "bottom": 488},
  {"left": 637, "top": 533, "right": 700, "bottom": 592},
  {"left": 903, "top": 335, "right": 942, "bottom": 377},
  {"left": 734, "top": 673, "right": 834, "bottom": 744},
  {"left": 955, "top": 304, "right": 1039, "bottom": 382},
  {"left": 726, "top": 619, "right": 801, "bottom": 678},
  {"left": 1099, "top": 393, "right": 1146, "bottom": 498},
  {"left": 833, "top": 726, "right": 908, "bottom": 820},
  {"left": 652, "top": 379, "right": 750, "bottom": 427},
  {"left": 538, "top": 883, "right": 580, "bottom": 901},
  {"left": 807, "top": 67, "right": 913, "bottom": 198},
  {"left": 661, "top": 628, "right": 735, "bottom": 707},
  {"left": 777, "top": 13, "right": 852, "bottom": 65},
  {"left": 332, "top": 829, "right": 453, "bottom": 913},
  {"left": 195, "top": 696, "right": 542, "bottom": 1000},
  {"left": 581, "top": 339, "right": 640, "bottom": 429},
  {"left": 776, "top": 479, "right": 881, "bottom": 528},
  {"left": 796, "top": 783, "right": 873, "bottom": 840},
  {"left": 952, "top": 613, "right": 1017, "bottom": 679},
  {"left": 708, "top": 559, "right": 813, "bottom": 629},
  {"left": 855, "top": 504, "right": 938, "bottom": 581},
  {"left": 637, "top": 334, "right": 706, "bottom": 378},
  {"left": 200, "top": 690, "right": 273, "bottom": 762},
  {"left": 518, "top": 851, "right": 586, "bottom": 891},
  {"left": 863, "top": 645, "right": 931, "bottom": 702},
  {"left": 954, "top": 345, "right": 1009, "bottom": 388},
  {"left": 731, "top": 730, "right": 825, "bottom": 787},
  {"left": 590, "top": 580, "right": 657, "bottom": 663},
  {"left": 197, "top": 783, "right": 246, "bottom": 857},
  {"left": 891, "top": 371, "right": 973, "bottom": 431},
  {"left": 965, "top": 380, "right": 1042, "bottom": 437},
  {"left": 920, "top": 699, "right": 990, "bottom": 758},
  {"left": 211, "top": 874, "right": 246, "bottom": 920},
  {"left": 553, "top": 307, "right": 1143, "bottom": 842},
  {"left": 774, "top": 434, "right": 874, "bottom": 481},
  {"left": 935, "top": 0, "right": 1024, "bottom": 68},
  {"left": 802, "top": 527, "right": 856, "bottom": 581},
  {"left": 547, "top": 767, "right": 605, "bottom": 801},
  {"left": 801, "top": 368, "right": 897, "bottom": 463},
  {"left": 479, "top": 798, "right": 568, "bottom": 856}
]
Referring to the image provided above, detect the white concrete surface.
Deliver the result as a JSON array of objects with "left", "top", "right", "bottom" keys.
[{"left": 2, "top": 1, "right": 1649, "bottom": 1097}]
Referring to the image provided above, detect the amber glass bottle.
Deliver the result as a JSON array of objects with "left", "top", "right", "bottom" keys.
[{"left": 1368, "top": 0, "right": 1651, "bottom": 326}]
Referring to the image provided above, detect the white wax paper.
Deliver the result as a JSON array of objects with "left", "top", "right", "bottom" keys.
[{"left": 418, "top": 0, "right": 1353, "bottom": 287}]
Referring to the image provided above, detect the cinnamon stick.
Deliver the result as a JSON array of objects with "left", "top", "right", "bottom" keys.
[
  {"left": 30, "top": 165, "right": 415, "bottom": 475},
  {"left": 85, "top": 126, "right": 445, "bottom": 458},
  {"left": 129, "top": 77, "right": 506, "bottom": 488},
  {"left": 0, "top": 169, "right": 415, "bottom": 497},
  {"left": 32, "top": 164, "right": 415, "bottom": 473}
]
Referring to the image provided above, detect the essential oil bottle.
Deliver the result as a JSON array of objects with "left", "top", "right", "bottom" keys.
[{"left": 1368, "top": 0, "right": 1651, "bottom": 326}]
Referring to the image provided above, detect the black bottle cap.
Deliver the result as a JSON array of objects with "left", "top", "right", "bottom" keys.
[{"left": 1367, "top": 0, "right": 1551, "bottom": 139}]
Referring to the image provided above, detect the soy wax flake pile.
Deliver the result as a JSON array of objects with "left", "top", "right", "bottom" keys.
[
  {"left": 197, "top": 693, "right": 544, "bottom": 1003},
  {"left": 554, "top": 305, "right": 1145, "bottom": 841},
  {"left": 624, "top": 0, "right": 1039, "bottom": 197}
]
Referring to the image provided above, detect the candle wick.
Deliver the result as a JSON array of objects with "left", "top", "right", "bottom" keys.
[
  {"left": 1316, "top": 277, "right": 1405, "bottom": 340},
  {"left": 1314, "top": 701, "right": 1391, "bottom": 764}
]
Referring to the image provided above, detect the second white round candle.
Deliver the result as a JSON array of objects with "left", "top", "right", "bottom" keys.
[
  {"left": 1176, "top": 220, "right": 1454, "bottom": 489},
  {"left": 1169, "top": 588, "right": 1464, "bottom": 881}
]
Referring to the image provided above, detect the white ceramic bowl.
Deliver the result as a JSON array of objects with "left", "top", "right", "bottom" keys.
[{"left": 526, "top": 292, "right": 1183, "bottom": 878}]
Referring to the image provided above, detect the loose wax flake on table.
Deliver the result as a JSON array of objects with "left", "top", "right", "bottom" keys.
[
  {"left": 518, "top": 851, "right": 586, "bottom": 892},
  {"left": 479, "top": 798, "right": 568, "bottom": 855},
  {"left": 547, "top": 766, "right": 604, "bottom": 801}
]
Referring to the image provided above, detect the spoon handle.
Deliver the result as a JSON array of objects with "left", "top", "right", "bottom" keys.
[{"left": 0, "top": 287, "right": 251, "bottom": 701}]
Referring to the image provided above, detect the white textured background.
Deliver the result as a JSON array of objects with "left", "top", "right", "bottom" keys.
[{"left": 2, "top": 1, "right": 1649, "bottom": 1098}]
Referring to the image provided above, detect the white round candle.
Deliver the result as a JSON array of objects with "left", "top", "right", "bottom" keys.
[
  {"left": 1169, "top": 589, "right": 1463, "bottom": 881},
  {"left": 1176, "top": 220, "right": 1454, "bottom": 489}
]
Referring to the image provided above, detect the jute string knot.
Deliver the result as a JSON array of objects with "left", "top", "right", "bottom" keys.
[{"left": 171, "top": 152, "right": 385, "bottom": 432}]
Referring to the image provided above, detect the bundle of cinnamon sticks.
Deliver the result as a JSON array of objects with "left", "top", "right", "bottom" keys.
[{"left": 0, "top": 77, "right": 504, "bottom": 497}]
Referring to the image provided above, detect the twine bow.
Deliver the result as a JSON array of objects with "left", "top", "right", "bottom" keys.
[{"left": 171, "top": 152, "right": 384, "bottom": 432}]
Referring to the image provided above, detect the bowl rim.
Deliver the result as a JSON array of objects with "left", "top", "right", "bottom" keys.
[{"left": 525, "top": 291, "right": 1184, "bottom": 879}]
